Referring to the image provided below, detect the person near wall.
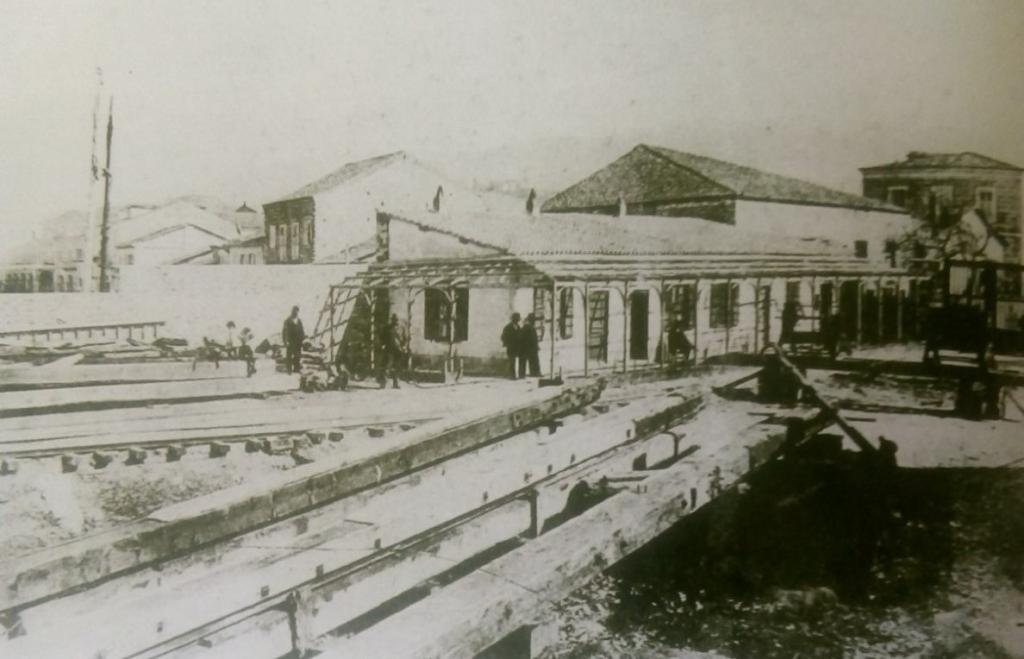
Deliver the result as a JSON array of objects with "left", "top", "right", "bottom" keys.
[
  {"left": 282, "top": 306, "right": 305, "bottom": 375},
  {"left": 780, "top": 300, "right": 802, "bottom": 349},
  {"left": 519, "top": 313, "right": 541, "bottom": 378},
  {"left": 501, "top": 312, "right": 522, "bottom": 379},
  {"left": 377, "top": 313, "right": 402, "bottom": 389}
]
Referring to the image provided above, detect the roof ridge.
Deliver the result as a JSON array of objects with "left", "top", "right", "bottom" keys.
[{"left": 639, "top": 144, "right": 743, "bottom": 195}]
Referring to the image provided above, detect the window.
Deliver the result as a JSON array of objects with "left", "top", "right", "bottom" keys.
[
  {"left": 423, "top": 289, "right": 469, "bottom": 342},
  {"left": 289, "top": 222, "right": 300, "bottom": 261},
  {"left": 276, "top": 225, "right": 287, "bottom": 261},
  {"left": 454, "top": 289, "right": 469, "bottom": 342},
  {"left": 976, "top": 187, "right": 996, "bottom": 220},
  {"left": 303, "top": 218, "right": 314, "bottom": 247},
  {"left": 558, "top": 288, "right": 575, "bottom": 339},
  {"left": 664, "top": 284, "right": 695, "bottom": 330},
  {"left": 884, "top": 239, "right": 899, "bottom": 267},
  {"left": 125, "top": 253, "right": 134, "bottom": 265},
  {"left": 887, "top": 186, "right": 909, "bottom": 208},
  {"left": 785, "top": 281, "right": 801, "bottom": 304},
  {"left": 709, "top": 282, "right": 739, "bottom": 329},
  {"left": 854, "top": 240, "right": 869, "bottom": 258}
]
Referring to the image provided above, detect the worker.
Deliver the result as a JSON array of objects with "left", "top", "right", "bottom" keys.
[
  {"left": 237, "top": 327, "right": 256, "bottom": 377},
  {"left": 519, "top": 313, "right": 541, "bottom": 378},
  {"left": 780, "top": 299, "right": 802, "bottom": 349},
  {"left": 500, "top": 312, "right": 522, "bottom": 379},
  {"left": 225, "top": 321, "right": 237, "bottom": 358},
  {"left": 282, "top": 306, "right": 305, "bottom": 375},
  {"left": 377, "top": 313, "right": 402, "bottom": 389}
]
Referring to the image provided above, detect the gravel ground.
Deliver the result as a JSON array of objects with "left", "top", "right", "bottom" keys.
[{"left": 544, "top": 466, "right": 1024, "bottom": 659}]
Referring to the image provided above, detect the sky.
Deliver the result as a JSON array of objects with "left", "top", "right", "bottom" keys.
[{"left": 2, "top": 0, "right": 1023, "bottom": 246}]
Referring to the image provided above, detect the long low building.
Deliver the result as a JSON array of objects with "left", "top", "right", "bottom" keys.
[{"left": 317, "top": 208, "right": 924, "bottom": 378}]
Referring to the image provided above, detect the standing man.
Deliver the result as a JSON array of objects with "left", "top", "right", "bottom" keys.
[
  {"left": 377, "top": 313, "right": 402, "bottom": 389},
  {"left": 519, "top": 313, "right": 541, "bottom": 378},
  {"left": 282, "top": 306, "right": 305, "bottom": 374},
  {"left": 500, "top": 312, "right": 522, "bottom": 379},
  {"left": 780, "top": 299, "right": 802, "bottom": 350}
]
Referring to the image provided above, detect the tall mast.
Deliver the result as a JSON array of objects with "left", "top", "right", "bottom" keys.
[{"left": 98, "top": 97, "right": 114, "bottom": 292}]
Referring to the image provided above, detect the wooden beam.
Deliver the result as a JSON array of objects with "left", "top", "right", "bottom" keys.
[{"left": 769, "top": 345, "right": 877, "bottom": 453}]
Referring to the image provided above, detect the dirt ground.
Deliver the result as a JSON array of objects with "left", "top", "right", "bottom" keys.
[{"left": 545, "top": 465, "right": 1024, "bottom": 659}]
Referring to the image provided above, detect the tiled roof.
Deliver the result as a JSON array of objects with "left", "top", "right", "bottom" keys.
[
  {"left": 281, "top": 151, "right": 407, "bottom": 200},
  {"left": 861, "top": 151, "right": 1023, "bottom": 172},
  {"left": 542, "top": 144, "right": 900, "bottom": 213},
  {"left": 388, "top": 210, "right": 847, "bottom": 259}
]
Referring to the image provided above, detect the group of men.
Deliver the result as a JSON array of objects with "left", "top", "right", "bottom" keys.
[{"left": 500, "top": 312, "right": 541, "bottom": 379}]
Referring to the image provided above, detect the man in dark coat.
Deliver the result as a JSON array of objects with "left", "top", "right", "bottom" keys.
[
  {"left": 500, "top": 312, "right": 521, "bottom": 379},
  {"left": 282, "top": 306, "right": 305, "bottom": 374},
  {"left": 519, "top": 313, "right": 541, "bottom": 378},
  {"left": 377, "top": 314, "right": 402, "bottom": 389},
  {"left": 780, "top": 299, "right": 802, "bottom": 349}
]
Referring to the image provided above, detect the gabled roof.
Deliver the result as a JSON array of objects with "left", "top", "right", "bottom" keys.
[
  {"left": 542, "top": 144, "right": 900, "bottom": 214},
  {"left": 280, "top": 151, "right": 407, "bottom": 200},
  {"left": 114, "top": 201, "right": 240, "bottom": 247},
  {"left": 861, "top": 151, "right": 1023, "bottom": 172}
]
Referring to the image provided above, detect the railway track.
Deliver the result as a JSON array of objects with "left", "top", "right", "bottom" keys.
[
  {"left": 2, "top": 383, "right": 700, "bottom": 658},
  {"left": 0, "top": 416, "right": 442, "bottom": 463}
]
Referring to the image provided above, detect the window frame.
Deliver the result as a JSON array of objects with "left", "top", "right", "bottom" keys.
[
  {"left": 887, "top": 185, "right": 909, "bottom": 208},
  {"left": 975, "top": 187, "right": 996, "bottom": 220},
  {"left": 709, "top": 282, "right": 739, "bottom": 329},
  {"left": 558, "top": 288, "right": 575, "bottom": 339}
]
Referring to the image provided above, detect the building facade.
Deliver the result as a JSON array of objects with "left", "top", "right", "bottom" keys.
[
  {"left": 262, "top": 151, "right": 513, "bottom": 265},
  {"left": 542, "top": 144, "right": 913, "bottom": 263},
  {"left": 860, "top": 152, "right": 1024, "bottom": 265}
]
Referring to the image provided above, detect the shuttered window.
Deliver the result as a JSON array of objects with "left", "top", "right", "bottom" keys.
[{"left": 710, "top": 282, "right": 739, "bottom": 329}]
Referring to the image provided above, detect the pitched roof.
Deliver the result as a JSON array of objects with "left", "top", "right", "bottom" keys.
[
  {"left": 114, "top": 201, "right": 240, "bottom": 247},
  {"left": 542, "top": 144, "right": 900, "bottom": 213},
  {"left": 861, "top": 151, "right": 1023, "bottom": 172},
  {"left": 388, "top": 209, "right": 846, "bottom": 259},
  {"left": 281, "top": 151, "right": 407, "bottom": 200}
]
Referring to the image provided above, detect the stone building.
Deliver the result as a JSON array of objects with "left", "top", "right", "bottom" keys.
[{"left": 860, "top": 151, "right": 1023, "bottom": 265}]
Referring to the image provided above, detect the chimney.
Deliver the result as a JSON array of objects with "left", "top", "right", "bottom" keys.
[
  {"left": 375, "top": 211, "right": 390, "bottom": 262},
  {"left": 617, "top": 192, "right": 627, "bottom": 218},
  {"left": 432, "top": 185, "right": 444, "bottom": 213},
  {"left": 526, "top": 188, "right": 537, "bottom": 216}
]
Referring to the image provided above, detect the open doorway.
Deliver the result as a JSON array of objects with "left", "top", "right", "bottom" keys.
[{"left": 629, "top": 290, "right": 649, "bottom": 360}]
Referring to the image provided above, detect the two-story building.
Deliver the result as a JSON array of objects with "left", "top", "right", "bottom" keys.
[
  {"left": 860, "top": 151, "right": 1023, "bottom": 265},
  {"left": 262, "top": 151, "right": 516, "bottom": 265}
]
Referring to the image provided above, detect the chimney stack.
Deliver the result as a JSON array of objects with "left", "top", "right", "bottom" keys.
[{"left": 526, "top": 188, "right": 537, "bottom": 216}]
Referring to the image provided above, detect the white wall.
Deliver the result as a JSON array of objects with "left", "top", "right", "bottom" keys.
[
  {"left": 118, "top": 225, "right": 230, "bottom": 267},
  {"left": 734, "top": 201, "right": 916, "bottom": 263},
  {"left": 0, "top": 264, "right": 362, "bottom": 346},
  {"left": 313, "top": 158, "right": 495, "bottom": 261}
]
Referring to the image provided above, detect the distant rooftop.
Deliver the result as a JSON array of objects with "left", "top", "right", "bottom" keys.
[
  {"left": 543, "top": 144, "right": 900, "bottom": 214},
  {"left": 280, "top": 151, "right": 407, "bottom": 200},
  {"left": 861, "top": 151, "right": 1023, "bottom": 172}
]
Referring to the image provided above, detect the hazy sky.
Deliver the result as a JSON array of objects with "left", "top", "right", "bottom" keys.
[{"left": 2, "top": 0, "right": 1023, "bottom": 244}]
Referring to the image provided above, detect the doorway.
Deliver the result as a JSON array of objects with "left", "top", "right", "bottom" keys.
[
  {"left": 839, "top": 281, "right": 859, "bottom": 342},
  {"left": 629, "top": 290, "right": 650, "bottom": 360},
  {"left": 587, "top": 291, "right": 609, "bottom": 363}
]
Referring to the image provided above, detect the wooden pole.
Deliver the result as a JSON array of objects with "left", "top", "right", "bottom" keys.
[
  {"left": 98, "top": 98, "right": 114, "bottom": 293},
  {"left": 621, "top": 281, "right": 629, "bottom": 373},
  {"left": 856, "top": 280, "right": 863, "bottom": 345},
  {"left": 896, "top": 276, "right": 904, "bottom": 343},
  {"left": 770, "top": 345, "right": 877, "bottom": 453},
  {"left": 877, "top": 277, "right": 884, "bottom": 344},
  {"left": 658, "top": 280, "right": 666, "bottom": 367},
  {"left": 583, "top": 282, "right": 590, "bottom": 377},
  {"left": 549, "top": 283, "right": 556, "bottom": 377},
  {"left": 693, "top": 279, "right": 700, "bottom": 364}
]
